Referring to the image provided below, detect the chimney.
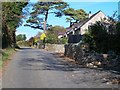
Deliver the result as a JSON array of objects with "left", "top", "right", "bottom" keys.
[{"left": 89, "top": 11, "right": 92, "bottom": 18}]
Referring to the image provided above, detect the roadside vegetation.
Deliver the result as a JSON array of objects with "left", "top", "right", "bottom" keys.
[
  {"left": 84, "top": 21, "right": 120, "bottom": 54},
  {"left": 0, "top": 48, "right": 15, "bottom": 68},
  {"left": 45, "top": 26, "right": 68, "bottom": 44},
  {"left": 16, "top": 34, "right": 29, "bottom": 47},
  {"left": 1, "top": 2, "right": 28, "bottom": 69},
  {"left": 2, "top": 2, "right": 28, "bottom": 49}
]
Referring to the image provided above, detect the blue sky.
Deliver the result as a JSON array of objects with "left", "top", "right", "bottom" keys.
[{"left": 16, "top": 1, "right": 119, "bottom": 40}]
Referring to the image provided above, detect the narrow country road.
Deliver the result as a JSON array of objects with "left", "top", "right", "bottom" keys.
[{"left": 2, "top": 48, "right": 120, "bottom": 88}]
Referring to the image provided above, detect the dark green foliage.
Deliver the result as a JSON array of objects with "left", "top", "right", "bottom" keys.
[
  {"left": 64, "top": 8, "right": 88, "bottom": 24},
  {"left": 45, "top": 26, "right": 66, "bottom": 44},
  {"left": 17, "top": 41, "right": 29, "bottom": 47},
  {"left": 116, "top": 22, "right": 120, "bottom": 35},
  {"left": 16, "top": 34, "right": 27, "bottom": 41},
  {"left": 84, "top": 21, "right": 120, "bottom": 54},
  {"left": 58, "top": 37, "right": 68, "bottom": 44},
  {"left": 2, "top": 24, "right": 10, "bottom": 48},
  {"left": 115, "top": 22, "right": 120, "bottom": 52},
  {"left": 2, "top": 2, "right": 28, "bottom": 48},
  {"left": 25, "top": 1, "right": 68, "bottom": 30},
  {"left": 89, "top": 22, "right": 108, "bottom": 53},
  {"left": 82, "top": 33, "right": 95, "bottom": 50},
  {"left": 2, "top": 2, "right": 28, "bottom": 30}
]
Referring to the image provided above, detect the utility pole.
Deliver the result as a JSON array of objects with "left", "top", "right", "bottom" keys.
[
  {"left": 43, "top": 21, "right": 46, "bottom": 33},
  {"left": 42, "top": 21, "right": 46, "bottom": 49}
]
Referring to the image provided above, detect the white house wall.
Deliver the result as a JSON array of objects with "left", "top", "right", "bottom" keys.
[{"left": 80, "top": 11, "right": 108, "bottom": 35}]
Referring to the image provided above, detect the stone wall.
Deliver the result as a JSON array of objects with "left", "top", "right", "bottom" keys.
[
  {"left": 45, "top": 44, "right": 65, "bottom": 53},
  {"left": 64, "top": 43, "right": 120, "bottom": 72},
  {"left": 64, "top": 43, "right": 90, "bottom": 63}
]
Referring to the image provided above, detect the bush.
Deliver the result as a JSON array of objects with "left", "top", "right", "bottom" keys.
[
  {"left": 45, "top": 25, "right": 66, "bottom": 44},
  {"left": 83, "top": 21, "right": 120, "bottom": 54},
  {"left": 17, "top": 41, "right": 29, "bottom": 47},
  {"left": 58, "top": 37, "right": 68, "bottom": 44}
]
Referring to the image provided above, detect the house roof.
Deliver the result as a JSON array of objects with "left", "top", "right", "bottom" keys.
[{"left": 66, "top": 10, "right": 103, "bottom": 33}]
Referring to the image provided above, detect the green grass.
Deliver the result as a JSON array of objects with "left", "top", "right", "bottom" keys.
[{"left": 0, "top": 48, "right": 15, "bottom": 68}]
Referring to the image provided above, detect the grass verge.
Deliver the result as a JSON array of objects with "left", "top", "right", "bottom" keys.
[{"left": 0, "top": 48, "right": 15, "bottom": 69}]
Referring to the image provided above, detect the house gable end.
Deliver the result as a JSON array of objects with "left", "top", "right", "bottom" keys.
[{"left": 80, "top": 10, "right": 108, "bottom": 35}]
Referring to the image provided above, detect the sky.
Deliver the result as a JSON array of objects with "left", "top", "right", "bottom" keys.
[{"left": 16, "top": 1, "right": 119, "bottom": 40}]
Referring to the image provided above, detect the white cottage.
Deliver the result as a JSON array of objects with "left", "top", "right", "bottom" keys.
[{"left": 66, "top": 10, "right": 108, "bottom": 36}]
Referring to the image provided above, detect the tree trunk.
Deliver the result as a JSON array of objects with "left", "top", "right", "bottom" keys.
[
  {"left": 70, "top": 21, "right": 72, "bottom": 27},
  {"left": 44, "top": 10, "right": 49, "bottom": 32},
  {"left": 12, "top": 30, "right": 16, "bottom": 48},
  {"left": 2, "top": 17, "right": 12, "bottom": 48},
  {"left": 2, "top": 23, "right": 12, "bottom": 48}
]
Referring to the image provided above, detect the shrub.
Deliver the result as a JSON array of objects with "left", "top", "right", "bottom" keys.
[{"left": 83, "top": 21, "right": 120, "bottom": 54}]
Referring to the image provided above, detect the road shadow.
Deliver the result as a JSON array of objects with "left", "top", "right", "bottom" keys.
[
  {"left": 18, "top": 51, "right": 120, "bottom": 76},
  {"left": 19, "top": 54, "right": 84, "bottom": 72},
  {"left": 18, "top": 51, "right": 120, "bottom": 85}
]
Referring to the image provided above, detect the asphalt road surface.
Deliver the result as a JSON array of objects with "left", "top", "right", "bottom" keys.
[{"left": 2, "top": 48, "right": 120, "bottom": 88}]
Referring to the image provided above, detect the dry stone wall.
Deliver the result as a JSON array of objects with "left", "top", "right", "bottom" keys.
[
  {"left": 45, "top": 44, "right": 65, "bottom": 53},
  {"left": 64, "top": 43, "right": 120, "bottom": 72}
]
